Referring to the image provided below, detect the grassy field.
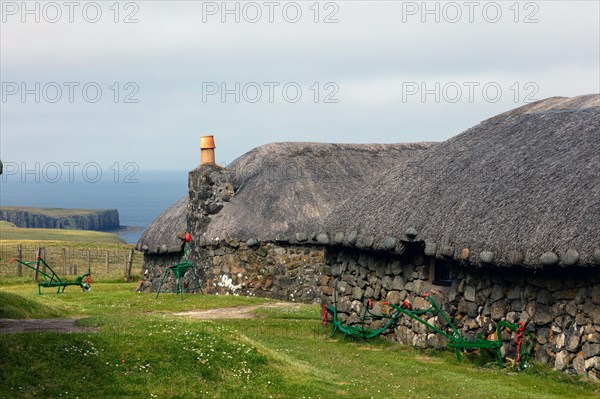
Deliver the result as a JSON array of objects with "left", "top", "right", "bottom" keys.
[
  {"left": 0, "top": 237, "right": 142, "bottom": 285},
  {"left": 0, "top": 283, "right": 598, "bottom": 399},
  {"left": 0, "top": 207, "right": 112, "bottom": 217},
  {"left": 0, "top": 221, "right": 123, "bottom": 243}
]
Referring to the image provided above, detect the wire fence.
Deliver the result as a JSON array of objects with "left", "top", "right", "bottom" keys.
[{"left": 0, "top": 243, "right": 143, "bottom": 281}]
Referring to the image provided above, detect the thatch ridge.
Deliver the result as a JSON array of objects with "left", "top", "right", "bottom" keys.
[
  {"left": 136, "top": 197, "right": 187, "bottom": 254},
  {"left": 324, "top": 94, "right": 600, "bottom": 268},
  {"left": 204, "top": 142, "right": 437, "bottom": 242},
  {"left": 485, "top": 94, "right": 599, "bottom": 119}
]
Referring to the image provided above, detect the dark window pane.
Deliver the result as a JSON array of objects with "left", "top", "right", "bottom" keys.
[{"left": 433, "top": 261, "right": 452, "bottom": 286}]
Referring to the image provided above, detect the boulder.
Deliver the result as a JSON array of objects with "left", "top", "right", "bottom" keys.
[
  {"left": 464, "top": 285, "right": 476, "bottom": 302},
  {"left": 490, "top": 300, "right": 508, "bottom": 321},
  {"left": 566, "top": 334, "right": 581, "bottom": 352},
  {"left": 383, "top": 236, "right": 397, "bottom": 251},
  {"left": 346, "top": 230, "right": 358, "bottom": 245},
  {"left": 555, "top": 351, "right": 568, "bottom": 371},
  {"left": 316, "top": 233, "right": 330, "bottom": 244},
  {"left": 295, "top": 233, "right": 308, "bottom": 242}
]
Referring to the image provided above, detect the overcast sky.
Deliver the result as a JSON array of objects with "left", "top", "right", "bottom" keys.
[{"left": 1, "top": 0, "right": 599, "bottom": 172}]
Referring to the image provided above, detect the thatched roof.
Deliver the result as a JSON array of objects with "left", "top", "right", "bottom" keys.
[
  {"left": 204, "top": 142, "right": 436, "bottom": 242},
  {"left": 136, "top": 197, "right": 187, "bottom": 254},
  {"left": 138, "top": 142, "right": 435, "bottom": 254},
  {"left": 324, "top": 94, "right": 600, "bottom": 268}
]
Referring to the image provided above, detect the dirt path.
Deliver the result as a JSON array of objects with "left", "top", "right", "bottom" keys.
[
  {"left": 173, "top": 302, "right": 300, "bottom": 320},
  {"left": 0, "top": 303, "right": 299, "bottom": 333},
  {"left": 0, "top": 318, "right": 97, "bottom": 334}
]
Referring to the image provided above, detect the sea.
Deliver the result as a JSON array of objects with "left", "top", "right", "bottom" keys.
[{"left": 0, "top": 170, "right": 189, "bottom": 244}]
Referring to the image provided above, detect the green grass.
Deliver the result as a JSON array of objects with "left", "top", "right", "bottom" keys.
[
  {"left": 0, "top": 292, "right": 65, "bottom": 319},
  {"left": 0, "top": 224, "right": 123, "bottom": 242},
  {"left": 0, "top": 283, "right": 598, "bottom": 399},
  {"left": 0, "top": 238, "right": 131, "bottom": 250},
  {"left": 0, "top": 284, "right": 272, "bottom": 318},
  {"left": 0, "top": 206, "right": 110, "bottom": 217}
]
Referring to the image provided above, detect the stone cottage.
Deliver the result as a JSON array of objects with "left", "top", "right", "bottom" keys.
[
  {"left": 137, "top": 141, "right": 436, "bottom": 294},
  {"left": 137, "top": 94, "right": 600, "bottom": 378}
]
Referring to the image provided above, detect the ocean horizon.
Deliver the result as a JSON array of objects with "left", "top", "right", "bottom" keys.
[{"left": 0, "top": 170, "right": 189, "bottom": 244}]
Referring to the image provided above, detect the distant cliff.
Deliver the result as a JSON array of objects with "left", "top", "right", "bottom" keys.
[{"left": 0, "top": 207, "right": 120, "bottom": 231}]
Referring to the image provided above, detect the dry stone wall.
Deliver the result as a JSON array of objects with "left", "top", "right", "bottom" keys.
[
  {"left": 137, "top": 252, "right": 189, "bottom": 293},
  {"left": 196, "top": 241, "right": 327, "bottom": 302}
]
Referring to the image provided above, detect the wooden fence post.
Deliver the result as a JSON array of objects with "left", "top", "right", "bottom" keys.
[
  {"left": 17, "top": 244, "right": 23, "bottom": 277},
  {"left": 87, "top": 250, "right": 91, "bottom": 275},
  {"left": 34, "top": 247, "right": 41, "bottom": 282},
  {"left": 105, "top": 251, "right": 109, "bottom": 273},
  {"left": 62, "top": 248, "right": 67, "bottom": 274},
  {"left": 125, "top": 248, "right": 135, "bottom": 282},
  {"left": 41, "top": 247, "right": 46, "bottom": 275}
]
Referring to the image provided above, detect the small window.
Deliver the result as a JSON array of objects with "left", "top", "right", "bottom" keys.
[{"left": 432, "top": 260, "right": 452, "bottom": 286}]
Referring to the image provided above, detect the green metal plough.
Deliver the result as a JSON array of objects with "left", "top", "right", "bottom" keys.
[
  {"left": 156, "top": 233, "right": 203, "bottom": 301},
  {"left": 9, "top": 256, "right": 92, "bottom": 295},
  {"left": 322, "top": 279, "right": 534, "bottom": 369}
]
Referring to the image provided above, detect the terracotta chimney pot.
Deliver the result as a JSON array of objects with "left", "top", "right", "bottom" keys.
[{"left": 200, "top": 135, "right": 216, "bottom": 165}]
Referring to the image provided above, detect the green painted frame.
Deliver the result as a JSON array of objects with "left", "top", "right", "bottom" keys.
[
  {"left": 323, "top": 279, "right": 533, "bottom": 369},
  {"left": 155, "top": 243, "right": 203, "bottom": 301},
  {"left": 9, "top": 256, "right": 91, "bottom": 295}
]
